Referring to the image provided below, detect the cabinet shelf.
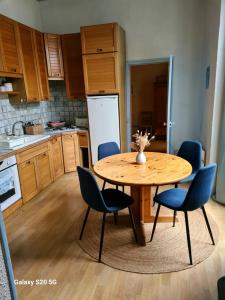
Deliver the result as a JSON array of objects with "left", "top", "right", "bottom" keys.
[{"left": 0, "top": 91, "right": 19, "bottom": 95}]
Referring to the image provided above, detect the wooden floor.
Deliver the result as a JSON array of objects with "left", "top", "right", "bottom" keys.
[{"left": 5, "top": 173, "right": 225, "bottom": 300}]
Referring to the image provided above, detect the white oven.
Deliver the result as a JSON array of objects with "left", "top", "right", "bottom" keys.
[{"left": 0, "top": 155, "right": 21, "bottom": 211}]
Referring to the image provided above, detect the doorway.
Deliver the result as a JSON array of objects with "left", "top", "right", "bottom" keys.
[{"left": 126, "top": 57, "right": 174, "bottom": 153}]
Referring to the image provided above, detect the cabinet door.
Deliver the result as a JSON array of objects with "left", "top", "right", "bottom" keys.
[
  {"left": 83, "top": 52, "right": 119, "bottom": 94},
  {"left": 18, "top": 158, "right": 38, "bottom": 203},
  {"left": 44, "top": 33, "right": 64, "bottom": 79},
  {"left": 34, "top": 31, "right": 50, "bottom": 100},
  {"left": 18, "top": 23, "right": 40, "bottom": 101},
  {"left": 36, "top": 151, "right": 52, "bottom": 190},
  {"left": 0, "top": 15, "right": 22, "bottom": 74},
  {"left": 81, "top": 23, "right": 117, "bottom": 54},
  {"left": 62, "top": 134, "right": 77, "bottom": 172},
  {"left": 61, "top": 33, "right": 85, "bottom": 99},
  {"left": 49, "top": 137, "right": 64, "bottom": 179}
]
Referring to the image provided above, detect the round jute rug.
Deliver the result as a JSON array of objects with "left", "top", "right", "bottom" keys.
[{"left": 77, "top": 208, "right": 219, "bottom": 274}]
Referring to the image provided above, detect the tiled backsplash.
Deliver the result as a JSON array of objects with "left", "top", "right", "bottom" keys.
[{"left": 0, "top": 81, "right": 87, "bottom": 134}]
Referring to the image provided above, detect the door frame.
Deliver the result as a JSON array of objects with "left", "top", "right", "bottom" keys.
[{"left": 125, "top": 56, "right": 174, "bottom": 153}]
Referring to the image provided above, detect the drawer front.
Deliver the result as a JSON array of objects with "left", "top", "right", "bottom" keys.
[
  {"left": 79, "top": 134, "right": 88, "bottom": 147},
  {"left": 17, "top": 142, "right": 49, "bottom": 164}
]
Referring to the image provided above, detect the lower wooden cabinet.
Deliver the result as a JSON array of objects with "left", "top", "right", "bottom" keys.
[
  {"left": 36, "top": 151, "right": 53, "bottom": 191},
  {"left": 18, "top": 158, "right": 39, "bottom": 203},
  {"left": 62, "top": 133, "right": 80, "bottom": 172},
  {"left": 17, "top": 142, "right": 54, "bottom": 203},
  {"left": 17, "top": 133, "right": 87, "bottom": 206},
  {"left": 49, "top": 136, "right": 64, "bottom": 179}
]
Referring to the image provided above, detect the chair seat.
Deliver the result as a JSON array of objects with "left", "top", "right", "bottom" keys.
[
  {"left": 101, "top": 189, "right": 133, "bottom": 212},
  {"left": 154, "top": 188, "right": 187, "bottom": 210},
  {"left": 178, "top": 171, "right": 197, "bottom": 184}
]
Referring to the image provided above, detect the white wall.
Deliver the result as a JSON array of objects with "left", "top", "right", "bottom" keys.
[
  {"left": 39, "top": 0, "right": 206, "bottom": 151},
  {"left": 200, "top": 0, "right": 221, "bottom": 162},
  {"left": 0, "top": 0, "right": 42, "bottom": 30}
]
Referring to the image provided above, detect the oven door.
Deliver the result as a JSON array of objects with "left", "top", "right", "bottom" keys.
[{"left": 0, "top": 165, "right": 21, "bottom": 211}]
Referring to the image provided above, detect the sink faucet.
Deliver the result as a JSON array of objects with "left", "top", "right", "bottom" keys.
[{"left": 12, "top": 121, "right": 24, "bottom": 136}]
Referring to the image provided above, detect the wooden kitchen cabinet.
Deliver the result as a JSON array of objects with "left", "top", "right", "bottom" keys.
[
  {"left": 0, "top": 15, "right": 22, "bottom": 76},
  {"left": 81, "top": 22, "right": 126, "bottom": 152},
  {"left": 83, "top": 52, "right": 119, "bottom": 94},
  {"left": 62, "top": 134, "right": 77, "bottom": 172},
  {"left": 36, "top": 151, "right": 53, "bottom": 191},
  {"left": 17, "top": 23, "right": 40, "bottom": 102},
  {"left": 80, "top": 23, "right": 118, "bottom": 54},
  {"left": 18, "top": 158, "right": 39, "bottom": 203},
  {"left": 49, "top": 136, "right": 64, "bottom": 179},
  {"left": 44, "top": 33, "right": 64, "bottom": 80},
  {"left": 33, "top": 30, "right": 50, "bottom": 100},
  {"left": 61, "top": 33, "right": 85, "bottom": 99}
]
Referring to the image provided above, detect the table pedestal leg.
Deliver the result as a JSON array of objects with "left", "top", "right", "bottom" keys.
[{"left": 130, "top": 185, "right": 178, "bottom": 246}]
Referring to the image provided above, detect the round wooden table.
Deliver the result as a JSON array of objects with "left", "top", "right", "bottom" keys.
[{"left": 94, "top": 152, "right": 192, "bottom": 246}]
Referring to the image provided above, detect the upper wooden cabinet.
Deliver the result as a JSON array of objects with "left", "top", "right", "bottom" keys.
[
  {"left": 17, "top": 23, "right": 40, "bottom": 102},
  {"left": 0, "top": 15, "right": 22, "bottom": 76},
  {"left": 61, "top": 33, "right": 85, "bottom": 99},
  {"left": 80, "top": 23, "right": 118, "bottom": 54},
  {"left": 83, "top": 52, "right": 119, "bottom": 94},
  {"left": 44, "top": 33, "right": 64, "bottom": 80},
  {"left": 33, "top": 31, "right": 50, "bottom": 100}
]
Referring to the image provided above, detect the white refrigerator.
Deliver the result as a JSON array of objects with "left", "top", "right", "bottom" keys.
[{"left": 87, "top": 95, "right": 120, "bottom": 164}]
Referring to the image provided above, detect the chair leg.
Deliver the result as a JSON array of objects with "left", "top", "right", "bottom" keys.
[
  {"left": 184, "top": 211, "right": 193, "bottom": 265},
  {"left": 102, "top": 181, "right": 106, "bottom": 191},
  {"left": 116, "top": 185, "right": 118, "bottom": 190},
  {"left": 201, "top": 206, "right": 215, "bottom": 245},
  {"left": 150, "top": 204, "right": 161, "bottom": 242},
  {"left": 99, "top": 212, "right": 106, "bottom": 263},
  {"left": 122, "top": 186, "right": 125, "bottom": 192},
  {"left": 153, "top": 186, "right": 159, "bottom": 207},
  {"left": 128, "top": 206, "right": 138, "bottom": 243},
  {"left": 173, "top": 210, "right": 177, "bottom": 227},
  {"left": 175, "top": 183, "right": 178, "bottom": 188},
  {"left": 79, "top": 206, "right": 90, "bottom": 240},
  {"left": 114, "top": 212, "right": 118, "bottom": 225}
]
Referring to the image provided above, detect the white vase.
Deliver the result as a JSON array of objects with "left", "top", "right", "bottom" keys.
[{"left": 136, "top": 151, "right": 146, "bottom": 164}]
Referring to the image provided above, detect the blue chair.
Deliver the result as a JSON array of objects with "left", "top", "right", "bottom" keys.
[
  {"left": 153, "top": 140, "right": 202, "bottom": 226},
  {"left": 150, "top": 164, "right": 217, "bottom": 265},
  {"left": 98, "top": 142, "right": 123, "bottom": 224},
  {"left": 77, "top": 166, "right": 137, "bottom": 263},
  {"left": 98, "top": 142, "right": 122, "bottom": 189}
]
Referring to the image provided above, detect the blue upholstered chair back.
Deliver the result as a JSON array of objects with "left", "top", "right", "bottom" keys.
[
  {"left": 98, "top": 142, "right": 120, "bottom": 160},
  {"left": 77, "top": 166, "right": 108, "bottom": 212},
  {"left": 177, "top": 140, "right": 202, "bottom": 172},
  {"left": 181, "top": 164, "right": 217, "bottom": 211}
]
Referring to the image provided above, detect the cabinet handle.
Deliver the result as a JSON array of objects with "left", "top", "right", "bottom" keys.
[
  {"left": 96, "top": 48, "right": 103, "bottom": 52},
  {"left": 26, "top": 160, "right": 31, "bottom": 165},
  {"left": 9, "top": 67, "right": 17, "bottom": 72},
  {"left": 39, "top": 153, "right": 47, "bottom": 159},
  {"left": 99, "top": 90, "right": 105, "bottom": 93}
]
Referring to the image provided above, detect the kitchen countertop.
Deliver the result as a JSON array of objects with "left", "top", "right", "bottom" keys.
[{"left": 0, "top": 128, "right": 88, "bottom": 161}]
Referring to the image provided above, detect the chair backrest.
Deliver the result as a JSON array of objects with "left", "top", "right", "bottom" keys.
[
  {"left": 77, "top": 166, "right": 108, "bottom": 212},
  {"left": 181, "top": 164, "right": 217, "bottom": 211},
  {"left": 98, "top": 142, "right": 120, "bottom": 160},
  {"left": 177, "top": 140, "right": 202, "bottom": 172}
]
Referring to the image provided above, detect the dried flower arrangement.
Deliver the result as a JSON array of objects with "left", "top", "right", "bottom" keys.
[{"left": 130, "top": 130, "right": 155, "bottom": 153}]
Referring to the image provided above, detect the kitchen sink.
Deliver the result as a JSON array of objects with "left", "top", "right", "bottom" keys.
[{"left": 0, "top": 134, "right": 50, "bottom": 150}]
